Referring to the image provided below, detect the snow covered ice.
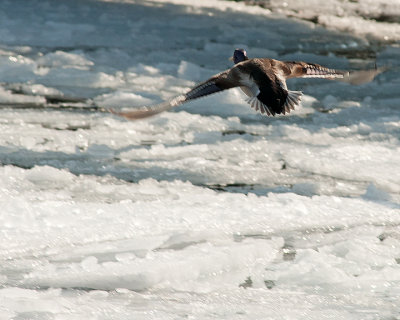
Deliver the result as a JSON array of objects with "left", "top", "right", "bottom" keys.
[{"left": 0, "top": 0, "right": 399, "bottom": 319}]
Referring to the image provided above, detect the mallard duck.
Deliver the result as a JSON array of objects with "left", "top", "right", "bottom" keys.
[{"left": 112, "top": 49, "right": 385, "bottom": 119}]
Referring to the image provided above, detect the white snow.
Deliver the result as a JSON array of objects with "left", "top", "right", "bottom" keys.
[
  {"left": 263, "top": 0, "right": 400, "bottom": 41},
  {"left": 0, "top": 0, "right": 399, "bottom": 319}
]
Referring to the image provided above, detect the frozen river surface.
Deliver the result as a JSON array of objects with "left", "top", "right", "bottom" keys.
[{"left": 0, "top": 0, "right": 399, "bottom": 319}]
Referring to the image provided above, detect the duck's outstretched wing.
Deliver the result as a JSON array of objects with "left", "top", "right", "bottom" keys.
[
  {"left": 110, "top": 69, "right": 238, "bottom": 120},
  {"left": 281, "top": 60, "right": 386, "bottom": 84},
  {"left": 281, "top": 61, "right": 348, "bottom": 80}
]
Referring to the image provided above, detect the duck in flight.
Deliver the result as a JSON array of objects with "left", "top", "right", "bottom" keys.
[{"left": 112, "top": 49, "right": 385, "bottom": 119}]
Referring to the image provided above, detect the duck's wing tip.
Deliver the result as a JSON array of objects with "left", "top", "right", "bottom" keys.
[
  {"left": 108, "top": 95, "right": 186, "bottom": 120},
  {"left": 341, "top": 65, "right": 388, "bottom": 85},
  {"left": 108, "top": 106, "right": 162, "bottom": 120}
]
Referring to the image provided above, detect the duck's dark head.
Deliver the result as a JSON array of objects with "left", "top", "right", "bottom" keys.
[{"left": 232, "top": 48, "right": 248, "bottom": 64}]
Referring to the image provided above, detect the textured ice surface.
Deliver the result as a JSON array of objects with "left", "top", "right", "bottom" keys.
[
  {"left": 0, "top": 0, "right": 399, "bottom": 319},
  {"left": 254, "top": 0, "right": 400, "bottom": 42}
]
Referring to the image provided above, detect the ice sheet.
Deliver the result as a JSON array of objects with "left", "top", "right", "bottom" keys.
[{"left": 0, "top": 0, "right": 399, "bottom": 319}]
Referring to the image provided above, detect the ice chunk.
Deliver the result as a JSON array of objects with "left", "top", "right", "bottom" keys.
[
  {"left": 94, "top": 91, "right": 153, "bottom": 108},
  {"left": 25, "top": 166, "right": 75, "bottom": 187},
  {"left": 41, "top": 68, "right": 124, "bottom": 88},
  {"left": 15, "top": 83, "right": 63, "bottom": 97},
  {"left": 177, "top": 60, "right": 203, "bottom": 81},
  {"left": 322, "top": 95, "right": 339, "bottom": 109},
  {"left": 292, "top": 182, "right": 319, "bottom": 196},
  {"left": 363, "top": 183, "right": 392, "bottom": 202},
  {"left": 86, "top": 144, "right": 115, "bottom": 160},
  {"left": 37, "top": 50, "right": 94, "bottom": 68},
  {"left": 81, "top": 256, "right": 99, "bottom": 272},
  {"left": 0, "top": 86, "right": 46, "bottom": 105}
]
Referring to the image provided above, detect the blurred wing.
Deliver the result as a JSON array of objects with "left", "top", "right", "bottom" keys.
[
  {"left": 338, "top": 66, "right": 388, "bottom": 85},
  {"left": 110, "top": 95, "right": 186, "bottom": 120},
  {"left": 110, "top": 70, "right": 238, "bottom": 120}
]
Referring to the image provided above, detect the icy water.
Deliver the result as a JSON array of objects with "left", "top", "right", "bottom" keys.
[{"left": 0, "top": 0, "right": 399, "bottom": 319}]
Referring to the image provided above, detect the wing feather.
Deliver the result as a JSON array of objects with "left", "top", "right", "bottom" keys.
[
  {"left": 282, "top": 61, "right": 347, "bottom": 79},
  {"left": 111, "top": 70, "right": 238, "bottom": 120}
]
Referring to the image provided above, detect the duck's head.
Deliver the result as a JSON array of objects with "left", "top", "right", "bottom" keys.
[{"left": 231, "top": 48, "right": 248, "bottom": 64}]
